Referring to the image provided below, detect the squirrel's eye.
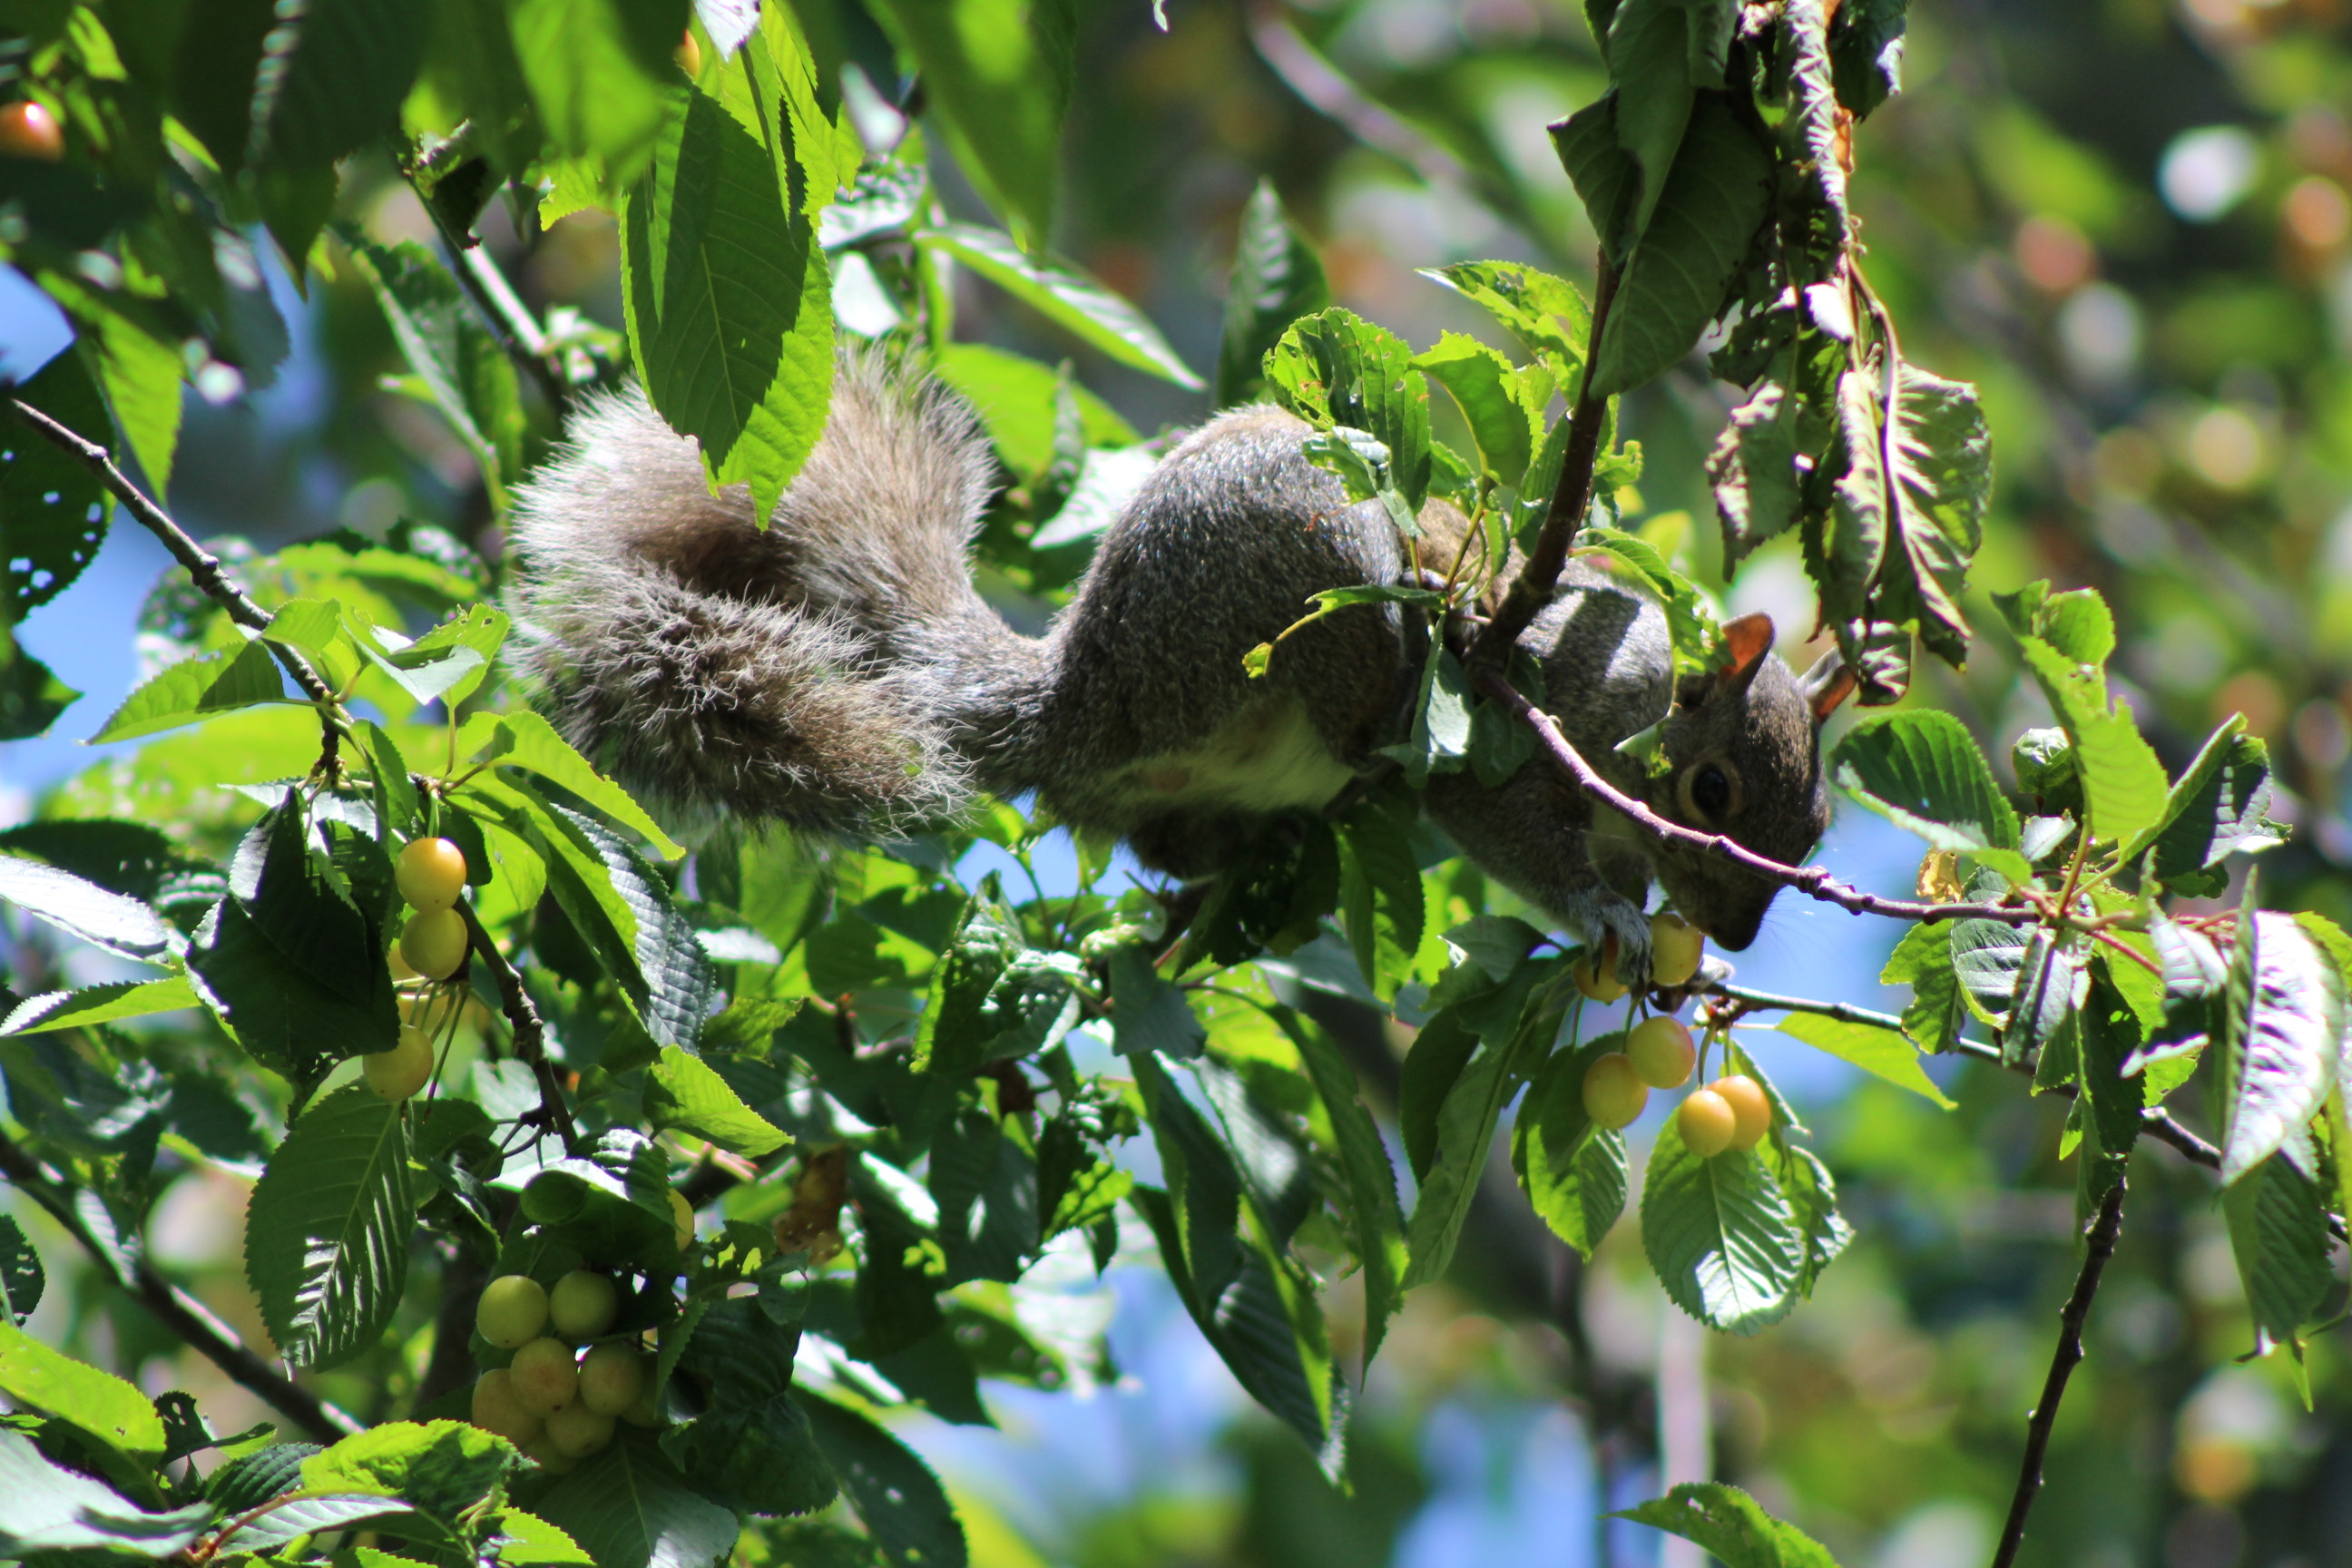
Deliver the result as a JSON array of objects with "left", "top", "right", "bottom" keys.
[{"left": 1690, "top": 765, "right": 1733, "bottom": 819}]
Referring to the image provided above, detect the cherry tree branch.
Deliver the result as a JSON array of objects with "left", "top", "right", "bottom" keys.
[
  {"left": 1467, "top": 259, "right": 1621, "bottom": 671},
  {"left": 455, "top": 897, "right": 583, "bottom": 1157},
  {"left": 1989, "top": 1176, "right": 2127, "bottom": 1568},
  {"left": 1482, "top": 673, "right": 2042, "bottom": 927},
  {"left": 6, "top": 399, "right": 337, "bottom": 712},
  {"left": 0, "top": 1132, "right": 361, "bottom": 1442}
]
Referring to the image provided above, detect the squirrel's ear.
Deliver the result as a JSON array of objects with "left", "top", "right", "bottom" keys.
[
  {"left": 1799, "top": 646, "right": 1857, "bottom": 725},
  {"left": 1716, "top": 612, "right": 1776, "bottom": 696}
]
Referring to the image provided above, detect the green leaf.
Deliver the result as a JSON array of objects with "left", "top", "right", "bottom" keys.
[
  {"left": 516, "top": 1131, "right": 680, "bottom": 1271},
  {"left": 92, "top": 639, "right": 287, "bottom": 742},
  {"left": 1275, "top": 1005, "right": 1406, "bottom": 1364},
  {"left": 300, "top": 1419, "right": 515, "bottom": 1534},
  {"left": 1640, "top": 1109, "right": 1804, "bottom": 1335},
  {"left": 1776, "top": 1013, "right": 1955, "bottom": 1108},
  {"left": 0, "top": 1428, "right": 208, "bottom": 1555},
  {"left": 244, "top": 1083, "right": 415, "bottom": 1368},
  {"left": 1406, "top": 995, "right": 1557, "bottom": 1288},
  {"left": 2219, "top": 909, "right": 2345, "bottom": 1183},
  {"left": 251, "top": 0, "right": 426, "bottom": 172},
  {"left": 2004, "top": 600, "right": 2170, "bottom": 847},
  {"left": 2223, "top": 1154, "right": 2333, "bottom": 1352},
  {"left": 916, "top": 223, "right": 1201, "bottom": 388},
  {"left": 535, "top": 1426, "right": 741, "bottom": 1568},
  {"left": 0, "top": 976, "right": 199, "bottom": 1035},
  {"left": 799, "top": 1393, "right": 968, "bottom": 1568},
  {"left": 187, "top": 896, "right": 391, "bottom": 1085},
  {"left": 1611, "top": 1482, "right": 1838, "bottom": 1568},
  {"left": 0, "top": 854, "right": 172, "bottom": 962},
  {"left": 1603, "top": 0, "right": 1697, "bottom": 240},
  {"left": 1417, "top": 260, "right": 1591, "bottom": 381},
  {"left": 1872, "top": 362, "right": 1991, "bottom": 668},
  {"left": 0, "top": 1214, "right": 41, "bottom": 1325},
  {"left": 510, "top": 0, "right": 688, "bottom": 176},
  {"left": 623, "top": 83, "right": 835, "bottom": 524},
  {"left": 459, "top": 710, "right": 685, "bottom": 858},
  {"left": 1513, "top": 1036, "right": 1632, "bottom": 1259},
  {"left": 645, "top": 1045, "right": 791, "bottom": 1156},
  {"left": 231, "top": 794, "right": 391, "bottom": 1009},
  {"left": 1586, "top": 94, "right": 1772, "bottom": 398},
  {"left": 1262, "top": 307, "right": 1431, "bottom": 511},
  {"left": 1335, "top": 799, "right": 1426, "bottom": 1004},
  {"left": 0, "top": 646, "right": 79, "bottom": 740},
  {"left": 2, "top": 348, "right": 112, "bottom": 624},
  {"left": 660, "top": 1320, "right": 837, "bottom": 1515},
  {"left": 1881, "top": 921, "right": 1965, "bottom": 1056},
  {"left": 1413, "top": 332, "right": 1545, "bottom": 487},
  {"left": 867, "top": 0, "right": 1073, "bottom": 253},
  {"left": 912, "top": 878, "right": 1027, "bottom": 1074},
  {"left": 80, "top": 318, "right": 181, "bottom": 500},
  {"left": 1218, "top": 180, "right": 1329, "bottom": 408},
  {"left": 346, "top": 238, "right": 527, "bottom": 494},
  {"left": 1830, "top": 710, "right": 2018, "bottom": 852},
  {"left": 0, "top": 1317, "right": 167, "bottom": 1460},
  {"left": 1708, "top": 381, "right": 1803, "bottom": 569},
  {"left": 1108, "top": 947, "right": 1206, "bottom": 1060},
  {"left": 2134, "top": 718, "right": 2281, "bottom": 887},
  {"left": 932, "top": 343, "right": 1138, "bottom": 476}
]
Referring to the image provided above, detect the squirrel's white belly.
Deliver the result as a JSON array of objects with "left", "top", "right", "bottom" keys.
[{"left": 1111, "top": 696, "right": 1356, "bottom": 815}]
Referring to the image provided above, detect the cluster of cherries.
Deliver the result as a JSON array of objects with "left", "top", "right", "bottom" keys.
[
  {"left": 1566, "top": 913, "right": 1771, "bottom": 1157},
  {"left": 469, "top": 1269, "right": 665, "bottom": 1470},
  {"left": 358, "top": 838, "right": 475, "bottom": 1102}
]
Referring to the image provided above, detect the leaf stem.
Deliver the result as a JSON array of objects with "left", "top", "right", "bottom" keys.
[
  {"left": 454, "top": 898, "right": 583, "bottom": 1157},
  {"left": 1988, "top": 1175, "right": 2127, "bottom": 1568},
  {"left": 1468, "top": 253, "right": 1621, "bottom": 672},
  {"left": 0, "top": 1132, "right": 362, "bottom": 1442},
  {"left": 1480, "top": 671, "right": 2042, "bottom": 927},
  {"left": 399, "top": 157, "right": 572, "bottom": 416}
]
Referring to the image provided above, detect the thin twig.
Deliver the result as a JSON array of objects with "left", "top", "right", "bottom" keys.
[
  {"left": 1989, "top": 1176, "right": 2127, "bottom": 1568},
  {"left": 1701, "top": 980, "right": 1911, "bottom": 1033},
  {"left": 1469, "top": 256, "right": 1621, "bottom": 671},
  {"left": 1484, "top": 673, "right": 2042, "bottom": 927},
  {"left": 6, "top": 399, "right": 337, "bottom": 710},
  {"left": 401, "top": 160, "right": 570, "bottom": 414},
  {"left": 455, "top": 897, "right": 582, "bottom": 1157},
  {"left": 0, "top": 1132, "right": 360, "bottom": 1442}
]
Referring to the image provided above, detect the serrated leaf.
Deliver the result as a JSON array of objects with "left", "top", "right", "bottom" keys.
[
  {"left": 1275, "top": 1005, "right": 1406, "bottom": 1363},
  {"left": 1513, "top": 1037, "right": 1631, "bottom": 1259},
  {"left": 1412, "top": 332, "right": 1544, "bottom": 487},
  {"left": 2134, "top": 718, "right": 2280, "bottom": 886},
  {"left": 0, "top": 1428, "right": 207, "bottom": 1554},
  {"left": 623, "top": 83, "right": 835, "bottom": 523},
  {"left": 346, "top": 239, "right": 526, "bottom": 495},
  {"left": 1262, "top": 308, "right": 1430, "bottom": 511},
  {"left": 1874, "top": 362, "right": 1989, "bottom": 668},
  {"left": 1603, "top": 0, "right": 1697, "bottom": 240},
  {"left": 1611, "top": 1482, "right": 1838, "bottom": 1568},
  {"left": 81, "top": 315, "right": 181, "bottom": 500},
  {"left": 1641, "top": 1112, "right": 1803, "bottom": 1335},
  {"left": 1831, "top": 710, "right": 2018, "bottom": 852},
  {"left": 187, "top": 896, "right": 392, "bottom": 1085},
  {"left": 1416, "top": 260, "right": 1590, "bottom": 379},
  {"left": 1775, "top": 1012, "right": 1955, "bottom": 1108},
  {"left": 918, "top": 222, "right": 1200, "bottom": 388},
  {"left": 1881, "top": 920, "right": 1965, "bottom": 1056},
  {"left": 2223, "top": 1154, "right": 2332, "bottom": 1352},
  {"left": 534, "top": 1427, "right": 740, "bottom": 1568},
  {"left": 2009, "top": 626, "right": 2169, "bottom": 847},
  {"left": 92, "top": 638, "right": 287, "bottom": 742},
  {"left": 643, "top": 1045, "right": 791, "bottom": 1156},
  {"left": 2219, "top": 910, "right": 2345, "bottom": 1182},
  {"left": 1, "top": 348, "right": 112, "bottom": 625},
  {"left": 1, "top": 976, "right": 199, "bottom": 1035},
  {"left": 250, "top": 0, "right": 425, "bottom": 173},
  {"left": 2007, "top": 927, "right": 2088, "bottom": 1065},
  {"left": 0, "top": 1215, "right": 40, "bottom": 1325},
  {"left": 458, "top": 710, "right": 684, "bottom": 858},
  {"left": 1218, "top": 180, "right": 1329, "bottom": 408},
  {"left": 799, "top": 1394, "right": 968, "bottom": 1568},
  {"left": 299, "top": 1419, "right": 514, "bottom": 1536},
  {"left": 932, "top": 343, "right": 1139, "bottom": 475},
  {"left": 0, "top": 1316, "right": 166, "bottom": 1459},
  {"left": 1587, "top": 94, "right": 1772, "bottom": 397},
  {"left": 1335, "top": 799, "right": 1425, "bottom": 1004},
  {"left": 1406, "top": 997, "right": 1556, "bottom": 1288},
  {"left": 0, "top": 853, "right": 172, "bottom": 962},
  {"left": 216, "top": 1494, "right": 408, "bottom": 1553},
  {"left": 1708, "top": 380, "right": 1801, "bottom": 568},
  {"left": 244, "top": 1083, "right": 414, "bottom": 1368}
]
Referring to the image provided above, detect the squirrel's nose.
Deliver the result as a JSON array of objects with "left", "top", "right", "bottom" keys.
[{"left": 1700, "top": 909, "right": 1765, "bottom": 952}]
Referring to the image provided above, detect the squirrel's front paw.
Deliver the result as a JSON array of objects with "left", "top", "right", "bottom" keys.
[{"left": 1561, "top": 894, "right": 1653, "bottom": 988}]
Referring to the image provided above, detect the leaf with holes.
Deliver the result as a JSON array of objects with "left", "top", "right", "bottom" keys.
[
  {"left": 244, "top": 1083, "right": 414, "bottom": 1369},
  {"left": 1, "top": 349, "right": 112, "bottom": 624},
  {"left": 799, "top": 1393, "right": 969, "bottom": 1568},
  {"left": 0, "top": 1215, "right": 39, "bottom": 1326}
]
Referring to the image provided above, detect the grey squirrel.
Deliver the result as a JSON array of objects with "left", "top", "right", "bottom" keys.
[{"left": 508, "top": 349, "right": 1855, "bottom": 972}]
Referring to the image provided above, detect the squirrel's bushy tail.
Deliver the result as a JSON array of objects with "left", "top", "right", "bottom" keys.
[{"left": 507, "top": 351, "right": 1045, "bottom": 838}]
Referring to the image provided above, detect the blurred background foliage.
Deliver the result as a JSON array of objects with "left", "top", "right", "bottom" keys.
[{"left": 8, "top": 0, "right": 2352, "bottom": 1564}]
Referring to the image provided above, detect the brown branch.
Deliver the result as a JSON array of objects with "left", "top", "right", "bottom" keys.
[
  {"left": 1483, "top": 673, "right": 2042, "bottom": 927},
  {"left": 1989, "top": 1175, "right": 2127, "bottom": 1568},
  {"left": 5, "top": 399, "right": 339, "bottom": 713},
  {"left": 1469, "top": 256, "right": 1621, "bottom": 671},
  {"left": 455, "top": 897, "right": 582, "bottom": 1157},
  {"left": 0, "top": 1132, "right": 360, "bottom": 1442}
]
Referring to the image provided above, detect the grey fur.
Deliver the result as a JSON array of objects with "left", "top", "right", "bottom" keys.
[{"left": 508, "top": 351, "right": 1837, "bottom": 960}]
